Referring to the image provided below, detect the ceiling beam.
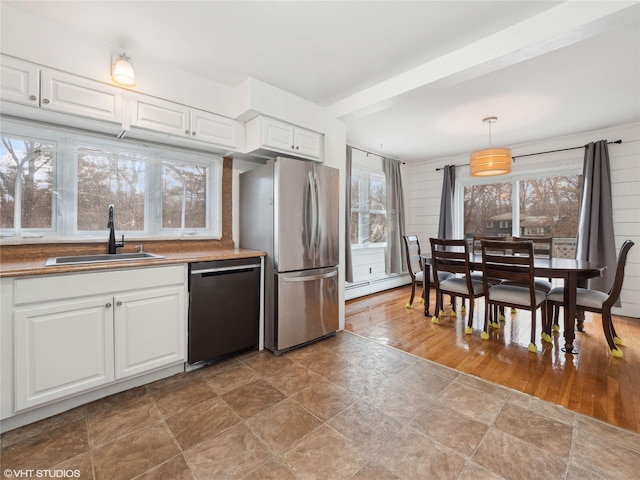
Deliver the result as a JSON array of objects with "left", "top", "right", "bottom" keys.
[{"left": 328, "top": 1, "right": 638, "bottom": 122}]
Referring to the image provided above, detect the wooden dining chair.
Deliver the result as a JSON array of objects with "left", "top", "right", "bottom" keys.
[
  {"left": 430, "top": 238, "right": 484, "bottom": 334},
  {"left": 471, "top": 235, "right": 508, "bottom": 319},
  {"left": 402, "top": 235, "right": 452, "bottom": 309},
  {"left": 480, "top": 240, "right": 547, "bottom": 352},
  {"left": 545, "top": 240, "right": 634, "bottom": 357},
  {"left": 512, "top": 236, "right": 554, "bottom": 293}
]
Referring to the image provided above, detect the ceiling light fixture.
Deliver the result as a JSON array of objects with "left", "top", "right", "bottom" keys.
[
  {"left": 111, "top": 53, "right": 136, "bottom": 87},
  {"left": 470, "top": 116, "right": 511, "bottom": 176}
]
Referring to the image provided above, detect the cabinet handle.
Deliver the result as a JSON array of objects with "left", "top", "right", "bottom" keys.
[
  {"left": 116, "top": 301, "right": 123, "bottom": 307},
  {"left": 105, "top": 303, "right": 112, "bottom": 309},
  {"left": 42, "top": 98, "right": 50, "bottom": 104},
  {"left": 192, "top": 131, "right": 196, "bottom": 136},
  {"left": 296, "top": 146, "right": 300, "bottom": 150},
  {"left": 291, "top": 145, "right": 295, "bottom": 150},
  {"left": 185, "top": 129, "right": 190, "bottom": 134},
  {"left": 29, "top": 95, "right": 37, "bottom": 101}
]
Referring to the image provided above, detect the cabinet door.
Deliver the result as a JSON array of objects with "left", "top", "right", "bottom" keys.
[
  {"left": 294, "top": 128, "right": 322, "bottom": 160},
  {"left": 190, "top": 109, "right": 238, "bottom": 148},
  {"left": 261, "top": 117, "right": 295, "bottom": 152},
  {"left": 0, "top": 56, "right": 40, "bottom": 106},
  {"left": 14, "top": 296, "right": 114, "bottom": 410},
  {"left": 114, "top": 286, "right": 185, "bottom": 379},
  {"left": 40, "top": 70, "right": 122, "bottom": 123},
  {"left": 130, "top": 95, "right": 190, "bottom": 137}
]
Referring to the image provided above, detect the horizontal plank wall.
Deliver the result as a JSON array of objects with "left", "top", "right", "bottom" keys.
[{"left": 406, "top": 122, "right": 640, "bottom": 318}]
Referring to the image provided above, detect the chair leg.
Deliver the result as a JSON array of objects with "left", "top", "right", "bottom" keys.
[
  {"left": 451, "top": 296, "right": 457, "bottom": 317},
  {"left": 481, "top": 301, "right": 490, "bottom": 339},
  {"left": 602, "top": 309, "right": 623, "bottom": 357},
  {"left": 542, "top": 302, "right": 553, "bottom": 343},
  {"left": 465, "top": 298, "right": 474, "bottom": 334},
  {"left": 406, "top": 281, "right": 416, "bottom": 308},
  {"left": 432, "top": 290, "right": 441, "bottom": 324},
  {"left": 528, "top": 309, "right": 537, "bottom": 353}
]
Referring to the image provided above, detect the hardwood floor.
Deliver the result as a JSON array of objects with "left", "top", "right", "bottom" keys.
[{"left": 345, "top": 285, "right": 640, "bottom": 433}]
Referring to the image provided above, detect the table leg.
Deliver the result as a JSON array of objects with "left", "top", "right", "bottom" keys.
[
  {"left": 423, "top": 263, "right": 431, "bottom": 317},
  {"left": 562, "top": 272, "right": 578, "bottom": 354},
  {"left": 576, "top": 278, "right": 587, "bottom": 331}
]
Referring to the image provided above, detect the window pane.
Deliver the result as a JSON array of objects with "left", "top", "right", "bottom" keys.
[
  {"left": 369, "top": 176, "right": 385, "bottom": 212},
  {"left": 0, "top": 137, "right": 53, "bottom": 229},
  {"left": 350, "top": 212, "right": 359, "bottom": 244},
  {"left": 464, "top": 182, "right": 512, "bottom": 239},
  {"left": 77, "top": 148, "right": 146, "bottom": 231},
  {"left": 162, "top": 163, "right": 207, "bottom": 229},
  {"left": 370, "top": 213, "right": 386, "bottom": 243}
]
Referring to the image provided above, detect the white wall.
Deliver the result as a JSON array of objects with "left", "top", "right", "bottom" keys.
[{"left": 406, "top": 122, "right": 640, "bottom": 318}]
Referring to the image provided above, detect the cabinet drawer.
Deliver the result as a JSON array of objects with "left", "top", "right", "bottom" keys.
[{"left": 14, "top": 265, "right": 186, "bottom": 305}]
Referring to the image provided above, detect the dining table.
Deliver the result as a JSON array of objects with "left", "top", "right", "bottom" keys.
[{"left": 421, "top": 254, "right": 605, "bottom": 354}]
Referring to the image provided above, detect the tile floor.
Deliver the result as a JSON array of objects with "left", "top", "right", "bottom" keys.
[{"left": 2, "top": 331, "right": 640, "bottom": 480}]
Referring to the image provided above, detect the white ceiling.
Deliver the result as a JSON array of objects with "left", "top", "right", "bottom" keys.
[{"left": 3, "top": 1, "right": 640, "bottom": 162}]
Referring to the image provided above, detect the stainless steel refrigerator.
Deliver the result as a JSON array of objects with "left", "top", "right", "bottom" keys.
[{"left": 240, "top": 156, "right": 339, "bottom": 354}]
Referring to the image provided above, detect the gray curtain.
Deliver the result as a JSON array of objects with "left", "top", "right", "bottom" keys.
[
  {"left": 438, "top": 165, "right": 456, "bottom": 239},
  {"left": 576, "top": 140, "right": 616, "bottom": 295},
  {"left": 345, "top": 146, "right": 354, "bottom": 283},
  {"left": 383, "top": 157, "right": 406, "bottom": 274}
]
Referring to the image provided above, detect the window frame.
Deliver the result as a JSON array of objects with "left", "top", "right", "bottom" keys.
[
  {"left": 0, "top": 118, "right": 223, "bottom": 243},
  {"left": 350, "top": 165, "right": 387, "bottom": 248}
]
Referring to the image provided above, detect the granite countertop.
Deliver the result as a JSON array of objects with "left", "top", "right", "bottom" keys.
[{"left": 0, "top": 248, "right": 265, "bottom": 278}]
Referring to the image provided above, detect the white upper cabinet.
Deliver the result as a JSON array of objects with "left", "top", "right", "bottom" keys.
[
  {"left": 129, "top": 94, "right": 240, "bottom": 150},
  {"left": 246, "top": 116, "right": 323, "bottom": 161},
  {"left": 0, "top": 56, "right": 40, "bottom": 106},
  {"left": 40, "top": 70, "right": 122, "bottom": 123}
]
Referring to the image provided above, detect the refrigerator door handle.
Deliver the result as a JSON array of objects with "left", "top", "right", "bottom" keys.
[
  {"left": 308, "top": 170, "right": 318, "bottom": 259},
  {"left": 313, "top": 171, "right": 322, "bottom": 252},
  {"left": 281, "top": 269, "right": 337, "bottom": 282}
]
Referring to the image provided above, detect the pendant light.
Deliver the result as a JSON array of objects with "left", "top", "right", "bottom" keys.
[
  {"left": 470, "top": 116, "right": 511, "bottom": 176},
  {"left": 111, "top": 53, "right": 136, "bottom": 87}
]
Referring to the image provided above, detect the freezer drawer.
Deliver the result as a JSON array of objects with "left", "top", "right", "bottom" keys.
[{"left": 273, "top": 267, "right": 338, "bottom": 352}]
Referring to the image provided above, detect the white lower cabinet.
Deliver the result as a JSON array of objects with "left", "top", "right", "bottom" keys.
[
  {"left": 11, "top": 265, "right": 186, "bottom": 411},
  {"left": 15, "top": 296, "right": 115, "bottom": 411}
]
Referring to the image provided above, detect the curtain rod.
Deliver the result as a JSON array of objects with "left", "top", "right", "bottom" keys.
[
  {"left": 434, "top": 139, "right": 622, "bottom": 171},
  {"left": 349, "top": 145, "right": 405, "bottom": 164}
]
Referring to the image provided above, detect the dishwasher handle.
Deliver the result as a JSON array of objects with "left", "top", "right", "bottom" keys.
[{"left": 191, "top": 263, "right": 261, "bottom": 275}]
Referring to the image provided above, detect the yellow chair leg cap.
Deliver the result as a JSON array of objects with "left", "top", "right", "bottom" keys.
[
  {"left": 499, "top": 314, "right": 506, "bottom": 321},
  {"left": 541, "top": 333, "right": 552, "bottom": 343},
  {"left": 405, "top": 303, "right": 412, "bottom": 308},
  {"left": 491, "top": 322, "right": 500, "bottom": 329},
  {"left": 511, "top": 308, "right": 517, "bottom": 313},
  {"left": 461, "top": 306, "right": 466, "bottom": 313},
  {"left": 614, "top": 336, "right": 623, "bottom": 345},
  {"left": 451, "top": 311, "right": 457, "bottom": 317},
  {"left": 552, "top": 324, "right": 560, "bottom": 332},
  {"left": 464, "top": 326, "right": 473, "bottom": 335},
  {"left": 431, "top": 316, "right": 439, "bottom": 324},
  {"left": 418, "top": 297, "right": 424, "bottom": 303},
  {"left": 611, "top": 348, "right": 623, "bottom": 358},
  {"left": 528, "top": 343, "right": 538, "bottom": 353},
  {"left": 480, "top": 331, "right": 489, "bottom": 340},
  {"left": 439, "top": 310, "right": 446, "bottom": 317}
]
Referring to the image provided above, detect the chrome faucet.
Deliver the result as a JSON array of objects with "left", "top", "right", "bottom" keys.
[{"left": 107, "top": 204, "right": 125, "bottom": 254}]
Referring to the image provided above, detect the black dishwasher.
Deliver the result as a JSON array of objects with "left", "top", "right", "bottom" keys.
[{"left": 188, "top": 258, "right": 261, "bottom": 366}]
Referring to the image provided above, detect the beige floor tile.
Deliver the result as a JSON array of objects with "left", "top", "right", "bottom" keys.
[
  {"left": 575, "top": 415, "right": 640, "bottom": 453},
  {"left": 411, "top": 403, "right": 489, "bottom": 456},
  {"left": 246, "top": 398, "right": 322, "bottom": 453},
  {"left": 291, "top": 379, "right": 355, "bottom": 421},
  {"left": 199, "top": 359, "right": 260, "bottom": 395},
  {"left": 85, "top": 385, "right": 148, "bottom": 416},
  {"left": 281, "top": 424, "right": 369, "bottom": 480},
  {"left": 184, "top": 423, "right": 272, "bottom": 480},
  {"left": 327, "top": 400, "right": 401, "bottom": 455},
  {"left": 439, "top": 381, "right": 507, "bottom": 425},
  {"left": 507, "top": 390, "right": 577, "bottom": 426},
  {"left": 0, "top": 406, "right": 86, "bottom": 449},
  {"left": 88, "top": 396, "right": 162, "bottom": 448},
  {"left": 376, "top": 425, "right": 467, "bottom": 480},
  {"left": 0, "top": 419, "right": 89, "bottom": 471},
  {"left": 492, "top": 403, "right": 573, "bottom": 458},
  {"left": 242, "top": 351, "right": 295, "bottom": 375},
  {"left": 352, "top": 461, "right": 402, "bottom": 480},
  {"left": 570, "top": 428, "right": 640, "bottom": 480},
  {"left": 393, "top": 362, "right": 456, "bottom": 398},
  {"left": 243, "top": 457, "right": 298, "bottom": 480},
  {"left": 164, "top": 396, "right": 241, "bottom": 450},
  {"left": 151, "top": 375, "right": 216, "bottom": 419},
  {"left": 134, "top": 454, "right": 194, "bottom": 480},
  {"left": 473, "top": 429, "right": 567, "bottom": 480},
  {"left": 221, "top": 378, "right": 286, "bottom": 419},
  {"left": 363, "top": 376, "right": 432, "bottom": 425},
  {"left": 260, "top": 362, "right": 323, "bottom": 396},
  {"left": 456, "top": 461, "right": 506, "bottom": 480},
  {"left": 50, "top": 451, "right": 94, "bottom": 479},
  {"left": 92, "top": 423, "right": 180, "bottom": 480}
]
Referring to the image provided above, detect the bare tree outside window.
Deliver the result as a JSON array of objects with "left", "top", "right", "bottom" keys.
[
  {"left": 162, "top": 163, "right": 208, "bottom": 229},
  {"left": 77, "top": 148, "right": 146, "bottom": 231},
  {"left": 0, "top": 137, "right": 53, "bottom": 231},
  {"left": 350, "top": 170, "right": 387, "bottom": 245},
  {"left": 464, "top": 182, "right": 512, "bottom": 239},
  {"left": 369, "top": 175, "right": 386, "bottom": 243}
]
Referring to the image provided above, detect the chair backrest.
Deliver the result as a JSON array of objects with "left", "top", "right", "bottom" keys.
[
  {"left": 430, "top": 238, "right": 472, "bottom": 287},
  {"left": 402, "top": 235, "right": 422, "bottom": 280},
  {"left": 481, "top": 240, "right": 537, "bottom": 302},
  {"left": 513, "top": 236, "right": 552, "bottom": 258},
  {"left": 472, "top": 235, "right": 507, "bottom": 255},
  {"left": 604, "top": 240, "right": 635, "bottom": 308}
]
